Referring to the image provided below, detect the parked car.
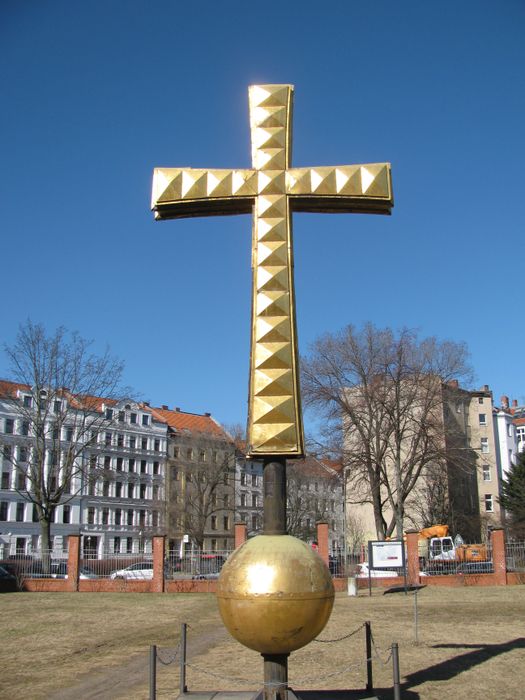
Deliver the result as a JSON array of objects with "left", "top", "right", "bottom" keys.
[
  {"left": 109, "top": 561, "right": 154, "bottom": 580},
  {"left": 356, "top": 562, "right": 399, "bottom": 578},
  {"left": 52, "top": 562, "right": 98, "bottom": 579},
  {"left": 456, "top": 561, "right": 494, "bottom": 575}
]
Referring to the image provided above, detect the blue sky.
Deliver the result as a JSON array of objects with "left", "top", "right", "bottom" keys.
[{"left": 1, "top": 1, "right": 524, "bottom": 431}]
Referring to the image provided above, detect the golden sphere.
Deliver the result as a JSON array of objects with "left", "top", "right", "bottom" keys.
[{"left": 216, "top": 535, "right": 334, "bottom": 654}]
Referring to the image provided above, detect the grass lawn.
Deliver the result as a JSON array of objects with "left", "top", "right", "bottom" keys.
[{"left": 1, "top": 586, "right": 524, "bottom": 699}]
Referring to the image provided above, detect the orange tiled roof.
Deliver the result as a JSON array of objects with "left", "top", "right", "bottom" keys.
[
  {"left": 291, "top": 455, "right": 341, "bottom": 479},
  {"left": 150, "top": 407, "right": 228, "bottom": 438}
]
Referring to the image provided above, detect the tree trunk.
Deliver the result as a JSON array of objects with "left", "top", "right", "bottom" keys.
[{"left": 39, "top": 514, "right": 53, "bottom": 575}]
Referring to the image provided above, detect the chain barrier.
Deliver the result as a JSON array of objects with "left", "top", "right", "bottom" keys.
[
  {"left": 156, "top": 647, "right": 179, "bottom": 666},
  {"left": 369, "top": 629, "right": 393, "bottom": 666},
  {"left": 313, "top": 622, "right": 366, "bottom": 643}
]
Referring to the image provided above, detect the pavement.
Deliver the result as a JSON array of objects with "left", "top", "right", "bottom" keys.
[{"left": 176, "top": 691, "right": 380, "bottom": 699}]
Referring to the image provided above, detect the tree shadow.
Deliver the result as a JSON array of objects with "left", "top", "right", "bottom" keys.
[{"left": 402, "top": 637, "right": 525, "bottom": 690}]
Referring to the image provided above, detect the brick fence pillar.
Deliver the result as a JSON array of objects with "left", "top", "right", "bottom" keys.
[
  {"left": 151, "top": 535, "right": 166, "bottom": 593},
  {"left": 405, "top": 529, "right": 421, "bottom": 585},
  {"left": 66, "top": 535, "right": 80, "bottom": 592},
  {"left": 234, "top": 522, "right": 247, "bottom": 549},
  {"left": 491, "top": 527, "right": 507, "bottom": 585},
  {"left": 316, "top": 521, "right": 330, "bottom": 567}
]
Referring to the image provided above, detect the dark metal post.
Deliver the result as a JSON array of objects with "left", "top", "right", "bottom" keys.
[
  {"left": 392, "top": 642, "right": 401, "bottom": 700},
  {"left": 263, "top": 653, "right": 289, "bottom": 700},
  {"left": 180, "top": 622, "right": 187, "bottom": 695},
  {"left": 365, "top": 621, "right": 373, "bottom": 692},
  {"left": 263, "top": 458, "right": 287, "bottom": 535},
  {"left": 149, "top": 645, "right": 157, "bottom": 700},
  {"left": 413, "top": 588, "right": 419, "bottom": 643}
]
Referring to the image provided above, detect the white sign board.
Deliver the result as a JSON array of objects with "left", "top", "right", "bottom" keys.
[{"left": 368, "top": 540, "right": 404, "bottom": 569}]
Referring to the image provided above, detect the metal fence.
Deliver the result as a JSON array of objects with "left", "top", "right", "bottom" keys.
[{"left": 506, "top": 541, "right": 525, "bottom": 572}]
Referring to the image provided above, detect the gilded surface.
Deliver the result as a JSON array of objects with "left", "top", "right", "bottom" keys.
[
  {"left": 216, "top": 535, "right": 334, "bottom": 654},
  {"left": 152, "top": 84, "right": 393, "bottom": 456}
]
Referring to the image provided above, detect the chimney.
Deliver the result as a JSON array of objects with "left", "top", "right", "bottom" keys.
[
  {"left": 175, "top": 407, "right": 181, "bottom": 412},
  {"left": 144, "top": 401, "right": 150, "bottom": 407},
  {"left": 448, "top": 379, "right": 459, "bottom": 388},
  {"left": 162, "top": 405, "right": 168, "bottom": 410},
  {"left": 482, "top": 384, "right": 490, "bottom": 392},
  {"left": 204, "top": 412, "right": 211, "bottom": 417},
  {"left": 512, "top": 399, "right": 518, "bottom": 408},
  {"left": 501, "top": 396, "right": 509, "bottom": 410}
]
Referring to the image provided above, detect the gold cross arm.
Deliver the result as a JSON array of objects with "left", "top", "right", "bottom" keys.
[{"left": 152, "top": 85, "right": 393, "bottom": 457}]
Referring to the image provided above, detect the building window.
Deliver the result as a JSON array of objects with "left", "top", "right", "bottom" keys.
[
  {"left": 118, "top": 411, "right": 125, "bottom": 423},
  {"left": 32, "top": 505, "right": 39, "bottom": 522},
  {"left": 224, "top": 494, "right": 230, "bottom": 508},
  {"left": 186, "top": 448, "right": 193, "bottom": 460},
  {"left": 1, "top": 472, "right": 9, "bottom": 489},
  {"left": 140, "top": 483, "right": 147, "bottom": 499},
  {"left": 481, "top": 438, "right": 489, "bottom": 454},
  {"left": 240, "top": 473, "right": 247, "bottom": 486},
  {"left": 105, "top": 432, "right": 112, "bottom": 446},
  {"left": 478, "top": 397, "right": 484, "bottom": 404},
  {"left": 102, "top": 508, "right": 109, "bottom": 525},
  {"left": 223, "top": 515, "right": 229, "bottom": 530},
  {"left": 87, "top": 507, "right": 95, "bottom": 524},
  {"left": 104, "top": 456, "right": 111, "bottom": 469},
  {"left": 17, "top": 472, "right": 26, "bottom": 490},
  {"left": 130, "top": 412, "right": 137, "bottom": 424},
  {"left": 139, "top": 509, "right": 146, "bottom": 526},
  {"left": 126, "top": 537, "right": 133, "bottom": 554},
  {"left": 141, "top": 437, "right": 148, "bottom": 450},
  {"left": 117, "top": 434, "right": 124, "bottom": 447},
  {"left": 16, "top": 502, "right": 24, "bottom": 522},
  {"left": 140, "top": 460, "right": 147, "bottom": 474},
  {"left": 0, "top": 501, "right": 8, "bottom": 521},
  {"left": 173, "top": 446, "right": 179, "bottom": 459},
  {"left": 251, "top": 494, "right": 258, "bottom": 508},
  {"left": 211, "top": 515, "right": 217, "bottom": 530},
  {"left": 129, "top": 459, "right": 135, "bottom": 473},
  {"left": 103, "top": 481, "right": 110, "bottom": 497},
  {"left": 113, "top": 536, "right": 121, "bottom": 554},
  {"left": 115, "top": 508, "right": 122, "bottom": 525},
  {"left": 5, "top": 418, "right": 14, "bottom": 434},
  {"left": 153, "top": 461, "right": 160, "bottom": 475},
  {"left": 482, "top": 464, "right": 491, "bottom": 482},
  {"left": 65, "top": 427, "right": 73, "bottom": 442},
  {"left": 115, "top": 482, "right": 122, "bottom": 498},
  {"left": 23, "top": 395, "right": 32, "bottom": 408},
  {"left": 252, "top": 514, "right": 258, "bottom": 530},
  {"left": 484, "top": 494, "right": 494, "bottom": 512},
  {"left": 128, "top": 483, "right": 134, "bottom": 499},
  {"left": 152, "top": 511, "right": 159, "bottom": 527},
  {"left": 53, "top": 400, "right": 62, "bottom": 413},
  {"left": 251, "top": 474, "right": 258, "bottom": 486},
  {"left": 105, "top": 408, "right": 113, "bottom": 420},
  {"left": 240, "top": 493, "right": 247, "bottom": 507},
  {"left": 127, "top": 509, "right": 134, "bottom": 526},
  {"left": 63, "top": 505, "right": 71, "bottom": 524},
  {"left": 154, "top": 439, "right": 160, "bottom": 452},
  {"left": 142, "top": 414, "right": 149, "bottom": 426},
  {"left": 479, "top": 414, "right": 487, "bottom": 426},
  {"left": 199, "top": 450, "right": 206, "bottom": 462},
  {"left": 210, "top": 538, "right": 217, "bottom": 552},
  {"left": 116, "top": 458, "right": 123, "bottom": 472},
  {"left": 129, "top": 436, "right": 136, "bottom": 449},
  {"left": 21, "top": 421, "right": 29, "bottom": 436},
  {"left": 508, "top": 423, "right": 513, "bottom": 438},
  {"left": 19, "top": 446, "right": 28, "bottom": 462}
]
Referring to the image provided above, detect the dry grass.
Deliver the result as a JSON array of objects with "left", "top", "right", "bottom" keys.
[{"left": 1, "top": 586, "right": 525, "bottom": 699}]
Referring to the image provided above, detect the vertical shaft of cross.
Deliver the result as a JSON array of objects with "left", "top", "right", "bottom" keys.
[{"left": 248, "top": 85, "right": 304, "bottom": 458}]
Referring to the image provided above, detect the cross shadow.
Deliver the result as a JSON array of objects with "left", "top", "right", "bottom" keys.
[{"left": 402, "top": 637, "right": 525, "bottom": 690}]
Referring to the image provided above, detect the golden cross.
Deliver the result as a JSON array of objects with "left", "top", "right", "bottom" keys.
[{"left": 152, "top": 84, "right": 393, "bottom": 458}]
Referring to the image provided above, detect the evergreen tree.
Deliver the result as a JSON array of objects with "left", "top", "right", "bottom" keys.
[{"left": 499, "top": 451, "right": 525, "bottom": 537}]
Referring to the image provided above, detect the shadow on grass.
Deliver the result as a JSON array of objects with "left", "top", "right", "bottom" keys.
[{"left": 402, "top": 637, "right": 525, "bottom": 691}]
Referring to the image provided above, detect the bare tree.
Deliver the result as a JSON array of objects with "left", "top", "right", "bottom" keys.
[
  {"left": 167, "top": 433, "right": 236, "bottom": 550},
  {"left": 301, "top": 323, "right": 472, "bottom": 540},
  {"left": 1, "top": 321, "right": 129, "bottom": 562}
]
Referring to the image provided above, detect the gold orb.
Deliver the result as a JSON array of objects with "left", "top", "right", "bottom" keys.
[{"left": 216, "top": 535, "right": 334, "bottom": 654}]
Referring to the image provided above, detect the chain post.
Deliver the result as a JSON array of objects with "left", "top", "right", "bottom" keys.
[
  {"left": 365, "top": 621, "right": 373, "bottom": 692},
  {"left": 180, "top": 623, "right": 187, "bottom": 694},
  {"left": 392, "top": 642, "right": 401, "bottom": 700},
  {"left": 149, "top": 645, "right": 156, "bottom": 700}
]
